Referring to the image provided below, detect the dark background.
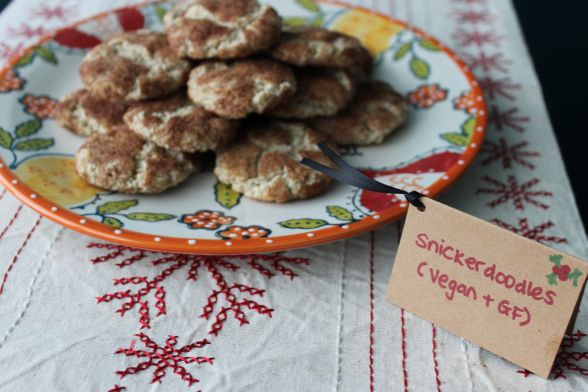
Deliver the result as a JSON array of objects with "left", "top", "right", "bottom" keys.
[{"left": 0, "top": 0, "right": 586, "bottom": 226}]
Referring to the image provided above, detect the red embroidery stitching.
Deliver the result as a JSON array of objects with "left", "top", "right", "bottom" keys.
[
  {"left": 432, "top": 325, "right": 441, "bottom": 392},
  {"left": 488, "top": 105, "right": 530, "bottom": 132},
  {"left": 401, "top": 308, "right": 408, "bottom": 392},
  {"left": 115, "top": 333, "right": 213, "bottom": 386},
  {"left": 369, "top": 232, "right": 375, "bottom": 392},
  {"left": 0, "top": 216, "right": 42, "bottom": 297},
  {"left": 452, "top": 30, "right": 501, "bottom": 47},
  {"left": 31, "top": 4, "right": 77, "bottom": 21},
  {"left": 518, "top": 331, "right": 588, "bottom": 379},
  {"left": 476, "top": 175, "right": 552, "bottom": 210},
  {"left": 453, "top": 10, "right": 494, "bottom": 24},
  {"left": 463, "top": 52, "right": 511, "bottom": 74},
  {"left": 107, "top": 385, "right": 126, "bottom": 392},
  {"left": 7, "top": 24, "right": 47, "bottom": 39},
  {"left": 480, "top": 138, "right": 540, "bottom": 170},
  {"left": 478, "top": 77, "right": 521, "bottom": 100},
  {"left": 0, "top": 204, "right": 23, "bottom": 241},
  {"left": 89, "top": 244, "right": 309, "bottom": 331},
  {"left": 491, "top": 218, "right": 567, "bottom": 245},
  {"left": 553, "top": 331, "right": 588, "bottom": 379}
]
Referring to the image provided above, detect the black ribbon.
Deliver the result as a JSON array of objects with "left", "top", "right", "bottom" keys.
[{"left": 301, "top": 141, "right": 425, "bottom": 210}]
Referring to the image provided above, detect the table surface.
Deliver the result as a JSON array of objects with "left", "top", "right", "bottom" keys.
[{"left": 0, "top": 1, "right": 587, "bottom": 391}]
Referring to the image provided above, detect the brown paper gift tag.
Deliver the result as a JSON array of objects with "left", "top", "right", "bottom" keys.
[{"left": 386, "top": 198, "right": 588, "bottom": 378}]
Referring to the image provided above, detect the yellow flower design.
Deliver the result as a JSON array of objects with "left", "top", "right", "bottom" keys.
[
  {"left": 331, "top": 9, "right": 404, "bottom": 57},
  {"left": 15, "top": 155, "right": 101, "bottom": 206}
]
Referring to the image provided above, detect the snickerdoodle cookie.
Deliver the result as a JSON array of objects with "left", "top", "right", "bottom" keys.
[
  {"left": 214, "top": 121, "right": 333, "bottom": 203},
  {"left": 308, "top": 81, "right": 407, "bottom": 146},
  {"left": 54, "top": 89, "right": 129, "bottom": 136},
  {"left": 187, "top": 59, "right": 297, "bottom": 119},
  {"left": 124, "top": 92, "right": 240, "bottom": 153},
  {"left": 80, "top": 30, "right": 191, "bottom": 102},
  {"left": 164, "top": 0, "right": 281, "bottom": 59},
  {"left": 75, "top": 128, "right": 202, "bottom": 194},
  {"left": 269, "top": 68, "right": 356, "bottom": 119},
  {"left": 269, "top": 26, "right": 373, "bottom": 74}
]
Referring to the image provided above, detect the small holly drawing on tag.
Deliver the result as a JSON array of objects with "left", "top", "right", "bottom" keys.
[{"left": 546, "top": 254, "right": 583, "bottom": 287}]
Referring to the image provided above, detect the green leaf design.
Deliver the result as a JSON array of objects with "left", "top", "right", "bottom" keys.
[
  {"left": 327, "top": 205, "right": 354, "bottom": 221},
  {"left": 0, "top": 128, "right": 13, "bottom": 149},
  {"left": 394, "top": 41, "right": 412, "bottom": 60},
  {"left": 14, "top": 53, "right": 35, "bottom": 68},
  {"left": 410, "top": 56, "right": 430, "bottom": 79},
  {"left": 440, "top": 132, "right": 469, "bottom": 147},
  {"left": 102, "top": 216, "right": 123, "bottom": 228},
  {"left": 12, "top": 138, "right": 54, "bottom": 151},
  {"left": 15, "top": 119, "right": 42, "bottom": 138},
  {"left": 283, "top": 16, "right": 308, "bottom": 27},
  {"left": 417, "top": 38, "right": 440, "bottom": 51},
  {"left": 215, "top": 182, "right": 242, "bottom": 209},
  {"left": 296, "top": 0, "right": 321, "bottom": 12},
  {"left": 279, "top": 219, "right": 328, "bottom": 229},
  {"left": 549, "top": 254, "right": 563, "bottom": 266},
  {"left": 154, "top": 5, "right": 167, "bottom": 20},
  {"left": 310, "top": 15, "right": 325, "bottom": 26},
  {"left": 126, "top": 213, "right": 176, "bottom": 222},
  {"left": 440, "top": 116, "right": 477, "bottom": 146},
  {"left": 34, "top": 46, "right": 57, "bottom": 65},
  {"left": 461, "top": 116, "right": 477, "bottom": 136},
  {"left": 546, "top": 273, "right": 558, "bottom": 286},
  {"left": 569, "top": 269, "right": 584, "bottom": 287},
  {"left": 97, "top": 200, "right": 138, "bottom": 215}
]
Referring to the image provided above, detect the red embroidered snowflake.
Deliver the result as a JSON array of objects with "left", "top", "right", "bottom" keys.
[
  {"left": 491, "top": 218, "right": 567, "bottom": 245},
  {"left": 31, "top": 4, "right": 77, "bottom": 21},
  {"left": 115, "top": 333, "right": 213, "bottom": 386},
  {"left": 518, "top": 331, "right": 588, "bottom": 378},
  {"left": 479, "top": 77, "right": 521, "bottom": 100},
  {"left": 0, "top": 42, "right": 25, "bottom": 60},
  {"left": 407, "top": 84, "right": 448, "bottom": 109},
  {"left": 453, "top": 10, "right": 494, "bottom": 24},
  {"left": 88, "top": 244, "right": 309, "bottom": 332},
  {"left": 107, "top": 385, "right": 126, "bottom": 392},
  {"left": 476, "top": 175, "right": 552, "bottom": 210},
  {"left": 480, "top": 138, "right": 540, "bottom": 169},
  {"left": 7, "top": 24, "right": 47, "bottom": 39},
  {"left": 463, "top": 52, "right": 511, "bottom": 74},
  {"left": 453, "top": 30, "right": 501, "bottom": 47},
  {"left": 488, "top": 105, "right": 529, "bottom": 132}
]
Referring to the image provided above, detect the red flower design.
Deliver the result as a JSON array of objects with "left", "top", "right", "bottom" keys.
[
  {"left": 407, "top": 84, "right": 448, "bottom": 109},
  {"left": 216, "top": 225, "right": 271, "bottom": 240},
  {"left": 453, "top": 90, "right": 478, "bottom": 114},
  {"left": 20, "top": 94, "right": 57, "bottom": 119},
  {"left": 0, "top": 69, "right": 24, "bottom": 93},
  {"left": 180, "top": 210, "right": 235, "bottom": 230}
]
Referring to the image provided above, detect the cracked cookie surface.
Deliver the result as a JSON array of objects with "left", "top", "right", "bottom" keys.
[
  {"left": 188, "top": 59, "right": 297, "bottom": 119},
  {"left": 75, "top": 128, "right": 202, "bottom": 194},
  {"left": 214, "top": 121, "right": 333, "bottom": 203},
  {"left": 164, "top": 0, "right": 281, "bottom": 59},
  {"left": 124, "top": 92, "right": 240, "bottom": 153},
  {"left": 80, "top": 30, "right": 191, "bottom": 102},
  {"left": 269, "top": 68, "right": 356, "bottom": 119},
  {"left": 269, "top": 26, "right": 372, "bottom": 74},
  {"left": 308, "top": 81, "right": 407, "bottom": 146},
  {"left": 55, "top": 89, "right": 129, "bottom": 136}
]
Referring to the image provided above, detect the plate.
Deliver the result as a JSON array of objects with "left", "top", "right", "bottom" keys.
[{"left": 0, "top": 0, "right": 487, "bottom": 254}]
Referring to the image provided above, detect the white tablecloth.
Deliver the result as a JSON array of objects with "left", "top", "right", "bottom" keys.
[{"left": 0, "top": 0, "right": 587, "bottom": 391}]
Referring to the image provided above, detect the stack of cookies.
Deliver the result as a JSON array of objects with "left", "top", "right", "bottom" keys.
[{"left": 56, "top": 0, "right": 408, "bottom": 203}]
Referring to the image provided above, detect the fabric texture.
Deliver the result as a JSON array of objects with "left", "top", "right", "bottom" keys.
[{"left": 0, "top": 0, "right": 587, "bottom": 391}]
